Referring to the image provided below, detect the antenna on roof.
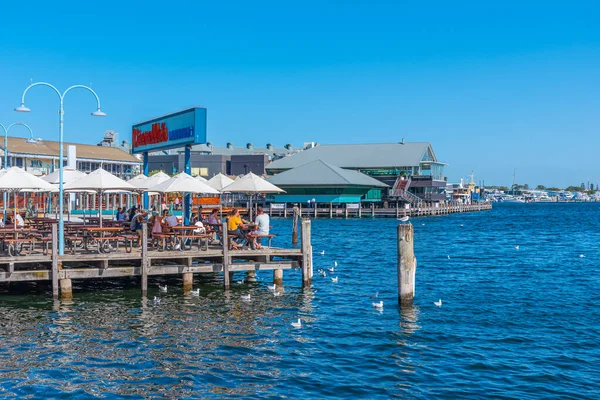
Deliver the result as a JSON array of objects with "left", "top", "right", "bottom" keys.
[
  {"left": 401, "top": 138, "right": 405, "bottom": 144},
  {"left": 29, "top": 77, "right": 33, "bottom": 84}
]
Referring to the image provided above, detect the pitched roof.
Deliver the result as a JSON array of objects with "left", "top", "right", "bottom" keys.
[
  {"left": 267, "top": 160, "right": 388, "bottom": 188},
  {"left": 3, "top": 137, "right": 141, "bottom": 163},
  {"left": 266, "top": 142, "right": 435, "bottom": 171},
  {"left": 180, "top": 143, "right": 299, "bottom": 158}
]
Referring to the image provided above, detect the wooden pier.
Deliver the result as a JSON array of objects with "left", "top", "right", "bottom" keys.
[
  {"left": 269, "top": 202, "right": 492, "bottom": 218},
  {"left": 0, "top": 220, "right": 313, "bottom": 298}
]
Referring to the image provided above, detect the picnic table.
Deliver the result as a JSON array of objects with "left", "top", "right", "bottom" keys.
[
  {"left": 0, "top": 227, "right": 49, "bottom": 256},
  {"left": 170, "top": 225, "right": 211, "bottom": 251}
]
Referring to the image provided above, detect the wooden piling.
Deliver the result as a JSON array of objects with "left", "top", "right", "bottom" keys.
[
  {"left": 222, "top": 221, "right": 230, "bottom": 289},
  {"left": 51, "top": 224, "right": 59, "bottom": 298},
  {"left": 141, "top": 223, "right": 148, "bottom": 295},
  {"left": 291, "top": 205, "right": 299, "bottom": 244},
  {"left": 397, "top": 223, "right": 416, "bottom": 304},
  {"left": 301, "top": 218, "right": 313, "bottom": 287}
]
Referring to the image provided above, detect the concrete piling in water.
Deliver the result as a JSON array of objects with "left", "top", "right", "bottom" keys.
[
  {"left": 60, "top": 278, "right": 72, "bottom": 299},
  {"left": 183, "top": 272, "right": 193, "bottom": 293},
  {"left": 397, "top": 223, "right": 416, "bottom": 304},
  {"left": 222, "top": 221, "right": 231, "bottom": 290},
  {"left": 246, "top": 270, "right": 257, "bottom": 282},
  {"left": 273, "top": 269, "right": 283, "bottom": 286}
]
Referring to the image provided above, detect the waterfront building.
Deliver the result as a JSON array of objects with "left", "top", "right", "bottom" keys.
[
  {"left": 267, "top": 159, "right": 388, "bottom": 203},
  {"left": 146, "top": 142, "right": 299, "bottom": 177},
  {"left": 266, "top": 142, "right": 447, "bottom": 204},
  {"left": 0, "top": 135, "right": 141, "bottom": 178}
]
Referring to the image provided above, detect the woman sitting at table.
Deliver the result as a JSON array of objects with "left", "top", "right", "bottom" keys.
[
  {"left": 208, "top": 208, "right": 221, "bottom": 225},
  {"left": 227, "top": 208, "right": 250, "bottom": 250}
]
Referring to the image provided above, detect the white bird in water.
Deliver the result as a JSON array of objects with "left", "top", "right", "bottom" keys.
[
  {"left": 320, "top": 271, "right": 327, "bottom": 277},
  {"left": 241, "top": 294, "right": 251, "bottom": 301},
  {"left": 372, "top": 301, "right": 384, "bottom": 309},
  {"left": 334, "top": 261, "right": 338, "bottom": 267},
  {"left": 579, "top": 254, "right": 585, "bottom": 258},
  {"left": 291, "top": 319, "right": 302, "bottom": 328},
  {"left": 327, "top": 267, "right": 335, "bottom": 273},
  {"left": 153, "top": 296, "right": 161, "bottom": 304},
  {"left": 515, "top": 245, "right": 519, "bottom": 250},
  {"left": 320, "top": 250, "right": 325, "bottom": 255},
  {"left": 190, "top": 288, "right": 200, "bottom": 296},
  {"left": 331, "top": 276, "right": 338, "bottom": 283},
  {"left": 434, "top": 299, "right": 442, "bottom": 307},
  {"left": 158, "top": 285, "right": 167, "bottom": 293},
  {"left": 460, "top": 224, "right": 464, "bottom": 227},
  {"left": 398, "top": 216, "right": 409, "bottom": 223},
  {"left": 273, "top": 291, "right": 281, "bottom": 297},
  {"left": 267, "top": 284, "right": 277, "bottom": 291},
  {"left": 447, "top": 255, "right": 451, "bottom": 259}
]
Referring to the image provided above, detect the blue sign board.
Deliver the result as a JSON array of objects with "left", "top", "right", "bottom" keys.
[{"left": 132, "top": 107, "right": 206, "bottom": 153}]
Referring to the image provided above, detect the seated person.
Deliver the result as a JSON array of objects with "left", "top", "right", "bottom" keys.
[
  {"left": 250, "top": 206, "right": 270, "bottom": 249},
  {"left": 164, "top": 210, "right": 179, "bottom": 228},
  {"left": 227, "top": 208, "right": 250, "bottom": 249},
  {"left": 6, "top": 210, "right": 24, "bottom": 228},
  {"left": 208, "top": 208, "right": 221, "bottom": 225},
  {"left": 116, "top": 207, "right": 127, "bottom": 221}
]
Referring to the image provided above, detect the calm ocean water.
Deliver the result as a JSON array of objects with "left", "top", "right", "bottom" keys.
[{"left": 1, "top": 203, "right": 599, "bottom": 399}]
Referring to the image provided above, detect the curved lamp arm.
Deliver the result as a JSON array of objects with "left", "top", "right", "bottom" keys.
[
  {"left": 17, "top": 82, "right": 62, "bottom": 110},
  {"left": 62, "top": 85, "right": 105, "bottom": 115}
]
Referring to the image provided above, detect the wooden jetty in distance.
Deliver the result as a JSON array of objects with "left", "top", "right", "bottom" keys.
[
  {"left": 270, "top": 202, "right": 492, "bottom": 218},
  {"left": 0, "top": 220, "right": 313, "bottom": 298}
]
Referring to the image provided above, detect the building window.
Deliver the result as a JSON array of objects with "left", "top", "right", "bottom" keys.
[
  {"left": 30, "top": 159, "right": 42, "bottom": 169},
  {"left": 15, "top": 158, "right": 23, "bottom": 168},
  {"left": 199, "top": 167, "right": 208, "bottom": 176}
]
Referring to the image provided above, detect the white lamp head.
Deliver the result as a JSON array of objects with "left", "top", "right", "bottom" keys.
[
  {"left": 15, "top": 104, "right": 31, "bottom": 113},
  {"left": 91, "top": 109, "right": 106, "bottom": 117}
]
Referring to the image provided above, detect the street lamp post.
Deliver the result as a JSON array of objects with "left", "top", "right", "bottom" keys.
[
  {"left": 15, "top": 82, "right": 106, "bottom": 255},
  {"left": 0, "top": 122, "right": 36, "bottom": 218}
]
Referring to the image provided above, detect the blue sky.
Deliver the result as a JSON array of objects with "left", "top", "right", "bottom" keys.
[{"left": 0, "top": 1, "right": 599, "bottom": 187}]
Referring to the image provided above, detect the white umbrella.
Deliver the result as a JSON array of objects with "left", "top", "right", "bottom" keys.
[
  {"left": 41, "top": 166, "right": 86, "bottom": 184},
  {"left": 207, "top": 173, "right": 235, "bottom": 191},
  {"left": 148, "top": 173, "right": 219, "bottom": 224},
  {"left": 221, "top": 172, "right": 284, "bottom": 194},
  {"left": 142, "top": 171, "right": 171, "bottom": 189},
  {"left": 64, "top": 168, "right": 136, "bottom": 227},
  {"left": 128, "top": 174, "right": 149, "bottom": 189},
  {"left": 195, "top": 175, "right": 208, "bottom": 182},
  {"left": 0, "top": 167, "right": 56, "bottom": 228},
  {"left": 221, "top": 172, "right": 284, "bottom": 220},
  {"left": 148, "top": 172, "right": 219, "bottom": 195}
]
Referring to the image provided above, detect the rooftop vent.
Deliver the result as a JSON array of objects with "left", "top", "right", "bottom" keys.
[
  {"left": 400, "top": 138, "right": 405, "bottom": 144},
  {"left": 266, "top": 143, "right": 273, "bottom": 150},
  {"left": 206, "top": 141, "right": 212, "bottom": 147},
  {"left": 226, "top": 142, "right": 233, "bottom": 149},
  {"left": 246, "top": 142, "right": 253, "bottom": 150},
  {"left": 284, "top": 143, "right": 293, "bottom": 151}
]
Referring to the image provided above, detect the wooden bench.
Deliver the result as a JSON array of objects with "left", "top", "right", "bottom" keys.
[
  {"left": 3, "top": 238, "right": 36, "bottom": 256},
  {"left": 151, "top": 233, "right": 173, "bottom": 251},
  {"left": 247, "top": 233, "right": 276, "bottom": 248},
  {"left": 179, "top": 233, "right": 212, "bottom": 251}
]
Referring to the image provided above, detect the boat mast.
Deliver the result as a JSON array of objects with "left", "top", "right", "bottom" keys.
[{"left": 512, "top": 168, "right": 516, "bottom": 196}]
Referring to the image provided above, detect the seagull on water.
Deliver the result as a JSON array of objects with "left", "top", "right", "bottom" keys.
[
  {"left": 273, "top": 291, "right": 281, "bottom": 297},
  {"left": 158, "top": 285, "right": 167, "bottom": 293},
  {"left": 320, "top": 271, "right": 327, "bottom": 277},
  {"left": 327, "top": 266, "right": 335, "bottom": 273},
  {"left": 334, "top": 261, "right": 338, "bottom": 267},
  {"left": 267, "top": 284, "right": 277, "bottom": 291},
  {"left": 372, "top": 301, "right": 384, "bottom": 309},
  {"left": 291, "top": 319, "right": 302, "bottom": 328},
  {"left": 398, "top": 216, "right": 409, "bottom": 223},
  {"left": 579, "top": 254, "right": 585, "bottom": 258},
  {"left": 515, "top": 245, "right": 519, "bottom": 250},
  {"left": 241, "top": 294, "right": 251, "bottom": 301},
  {"left": 447, "top": 255, "right": 451, "bottom": 259},
  {"left": 434, "top": 299, "right": 442, "bottom": 307},
  {"left": 320, "top": 250, "right": 325, "bottom": 255},
  {"left": 153, "top": 296, "right": 161, "bottom": 304},
  {"left": 190, "top": 288, "right": 200, "bottom": 296},
  {"left": 460, "top": 224, "right": 464, "bottom": 227},
  {"left": 331, "top": 276, "right": 338, "bottom": 283}
]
